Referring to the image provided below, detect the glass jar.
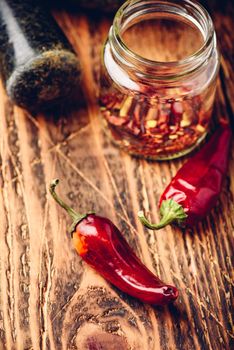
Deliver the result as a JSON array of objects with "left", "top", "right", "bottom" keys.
[{"left": 99, "top": 0, "right": 220, "bottom": 160}]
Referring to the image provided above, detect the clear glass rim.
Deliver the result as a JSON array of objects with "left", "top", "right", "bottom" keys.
[{"left": 110, "top": 0, "right": 215, "bottom": 77}]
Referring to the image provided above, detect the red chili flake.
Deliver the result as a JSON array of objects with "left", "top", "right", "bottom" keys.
[
  {"left": 99, "top": 89, "right": 212, "bottom": 158},
  {"left": 106, "top": 114, "right": 129, "bottom": 126}
]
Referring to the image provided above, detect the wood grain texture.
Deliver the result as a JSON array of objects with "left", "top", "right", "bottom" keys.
[{"left": 0, "top": 2, "right": 233, "bottom": 350}]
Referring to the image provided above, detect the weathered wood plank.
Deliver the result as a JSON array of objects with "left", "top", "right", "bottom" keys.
[{"left": 0, "top": 4, "right": 233, "bottom": 350}]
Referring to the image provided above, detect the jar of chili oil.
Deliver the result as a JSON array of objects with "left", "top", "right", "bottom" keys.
[{"left": 99, "top": 0, "right": 220, "bottom": 160}]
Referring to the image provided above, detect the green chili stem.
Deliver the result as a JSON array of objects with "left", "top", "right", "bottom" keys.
[
  {"left": 49, "top": 179, "right": 88, "bottom": 234},
  {"left": 138, "top": 210, "right": 175, "bottom": 230},
  {"left": 138, "top": 199, "right": 188, "bottom": 230}
]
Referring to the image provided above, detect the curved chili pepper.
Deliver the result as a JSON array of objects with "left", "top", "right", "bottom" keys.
[
  {"left": 49, "top": 179, "right": 178, "bottom": 305},
  {"left": 138, "top": 121, "right": 232, "bottom": 229}
]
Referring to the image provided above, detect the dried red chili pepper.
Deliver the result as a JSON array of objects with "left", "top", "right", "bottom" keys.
[
  {"left": 50, "top": 179, "right": 178, "bottom": 305},
  {"left": 138, "top": 121, "right": 232, "bottom": 228}
]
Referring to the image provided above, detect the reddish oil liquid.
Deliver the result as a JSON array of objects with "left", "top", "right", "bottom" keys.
[{"left": 100, "top": 89, "right": 215, "bottom": 158}]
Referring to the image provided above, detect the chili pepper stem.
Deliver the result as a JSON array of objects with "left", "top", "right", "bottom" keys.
[
  {"left": 138, "top": 211, "right": 175, "bottom": 230},
  {"left": 49, "top": 179, "right": 88, "bottom": 234},
  {"left": 138, "top": 199, "right": 188, "bottom": 230}
]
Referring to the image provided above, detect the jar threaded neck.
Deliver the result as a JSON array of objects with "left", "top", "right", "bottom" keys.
[{"left": 110, "top": 0, "right": 216, "bottom": 80}]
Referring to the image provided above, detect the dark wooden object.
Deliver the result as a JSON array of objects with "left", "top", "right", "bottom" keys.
[
  {"left": 0, "top": 0, "right": 81, "bottom": 111},
  {"left": 0, "top": 2, "right": 233, "bottom": 349}
]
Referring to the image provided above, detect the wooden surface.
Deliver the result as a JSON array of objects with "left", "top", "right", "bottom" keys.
[{"left": 0, "top": 2, "right": 233, "bottom": 350}]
